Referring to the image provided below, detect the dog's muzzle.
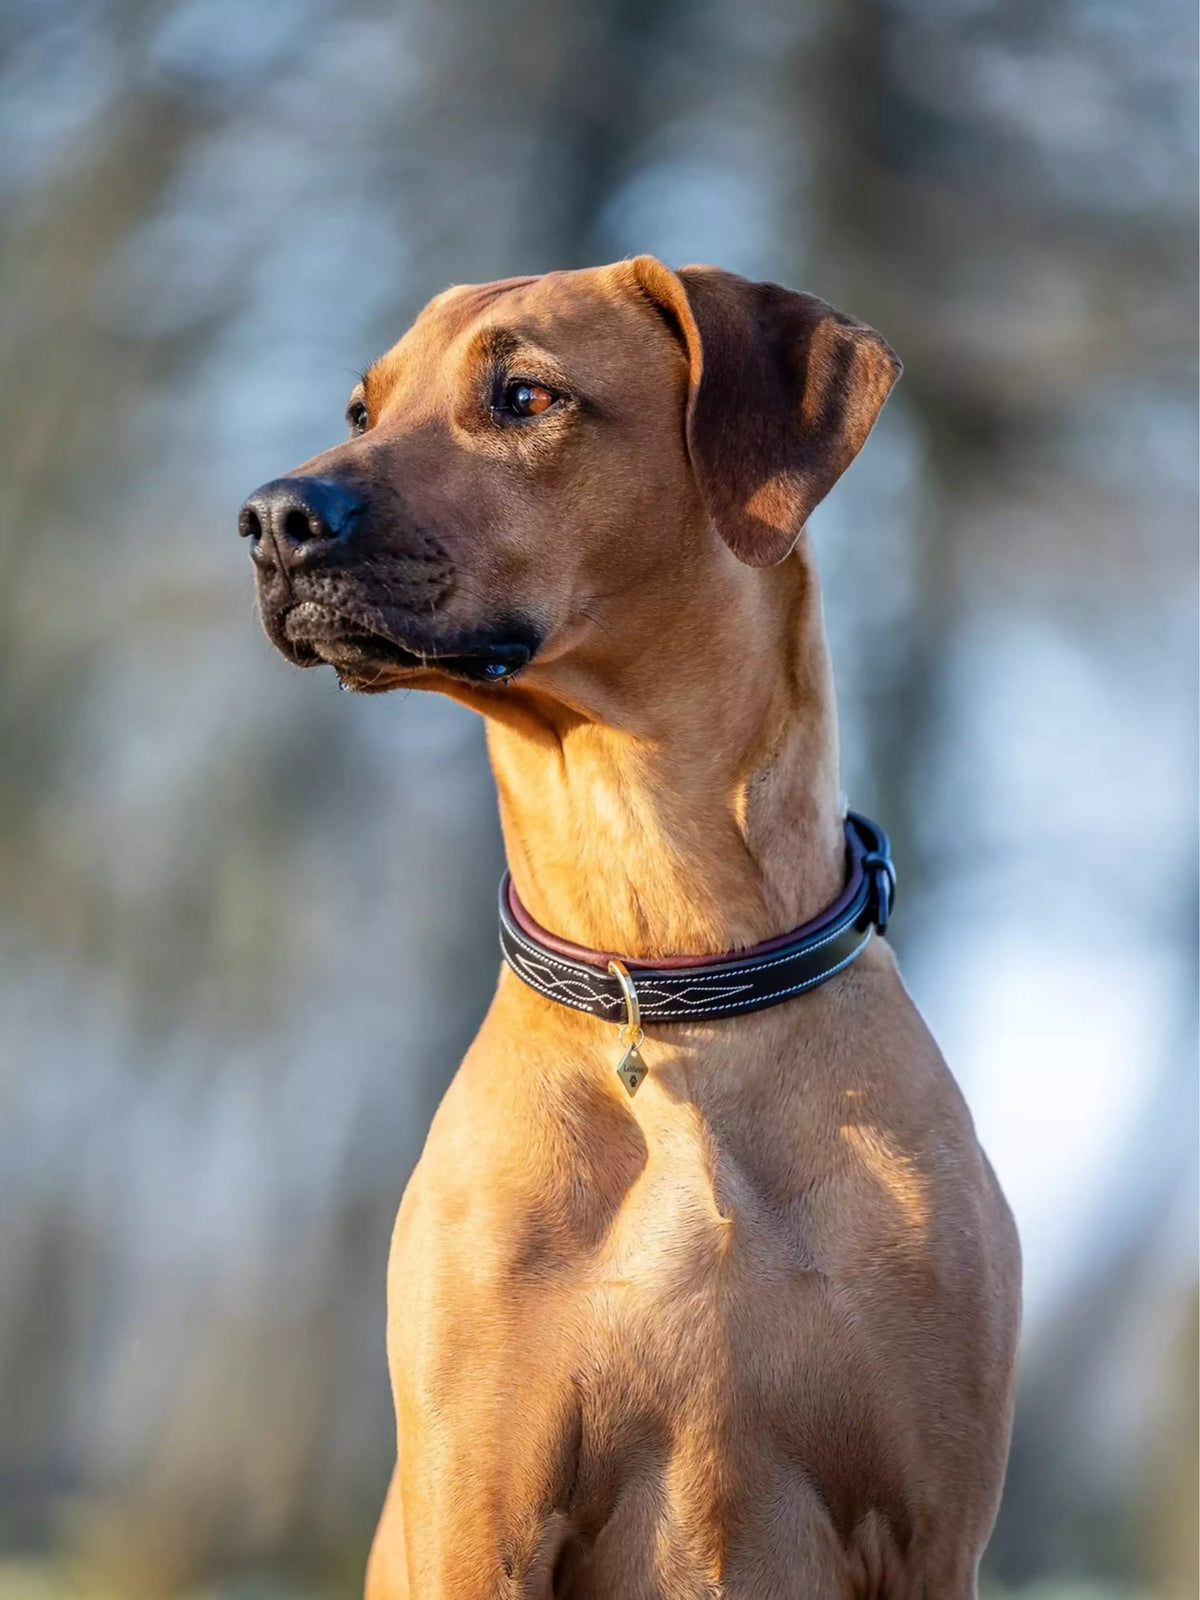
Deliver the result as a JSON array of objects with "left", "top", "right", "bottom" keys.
[{"left": 240, "top": 475, "right": 541, "bottom": 685}]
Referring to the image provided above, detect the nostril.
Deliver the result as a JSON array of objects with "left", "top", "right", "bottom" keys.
[
  {"left": 240, "top": 477, "right": 360, "bottom": 553},
  {"left": 283, "top": 507, "right": 319, "bottom": 543}
]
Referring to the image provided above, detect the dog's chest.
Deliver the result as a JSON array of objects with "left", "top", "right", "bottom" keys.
[
  {"left": 553, "top": 1100, "right": 859, "bottom": 1578},
  {"left": 571, "top": 1097, "right": 822, "bottom": 1407}
]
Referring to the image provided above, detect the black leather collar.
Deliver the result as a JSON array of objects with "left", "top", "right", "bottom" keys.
[{"left": 499, "top": 812, "right": 895, "bottom": 1025}]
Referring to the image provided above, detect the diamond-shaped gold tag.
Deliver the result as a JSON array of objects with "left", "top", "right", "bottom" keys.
[{"left": 615, "top": 1041, "right": 646, "bottom": 1096}]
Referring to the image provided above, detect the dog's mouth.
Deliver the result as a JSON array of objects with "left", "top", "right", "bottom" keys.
[{"left": 277, "top": 600, "right": 537, "bottom": 690}]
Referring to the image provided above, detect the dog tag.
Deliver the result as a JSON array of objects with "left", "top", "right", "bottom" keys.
[
  {"left": 615, "top": 1041, "right": 646, "bottom": 1096},
  {"left": 607, "top": 960, "right": 646, "bottom": 1096}
]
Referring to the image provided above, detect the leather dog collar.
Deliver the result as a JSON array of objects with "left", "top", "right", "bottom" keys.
[{"left": 499, "top": 813, "right": 895, "bottom": 1039}]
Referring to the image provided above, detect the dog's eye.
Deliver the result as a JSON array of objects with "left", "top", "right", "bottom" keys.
[
  {"left": 501, "top": 381, "right": 555, "bottom": 419},
  {"left": 346, "top": 399, "right": 369, "bottom": 436}
]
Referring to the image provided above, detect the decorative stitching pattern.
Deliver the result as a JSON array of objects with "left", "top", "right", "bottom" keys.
[
  {"left": 501, "top": 912, "right": 871, "bottom": 1019},
  {"left": 506, "top": 940, "right": 761, "bottom": 1011},
  {"left": 642, "top": 931, "right": 872, "bottom": 1017},
  {"left": 502, "top": 928, "right": 872, "bottom": 1018},
  {"left": 504, "top": 945, "right": 625, "bottom": 1014}
]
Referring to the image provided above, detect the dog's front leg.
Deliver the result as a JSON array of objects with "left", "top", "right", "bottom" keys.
[
  {"left": 367, "top": 1410, "right": 580, "bottom": 1600},
  {"left": 373, "top": 1169, "right": 585, "bottom": 1599}
]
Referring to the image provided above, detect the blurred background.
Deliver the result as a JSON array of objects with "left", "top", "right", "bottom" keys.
[{"left": 0, "top": 0, "right": 1196, "bottom": 1595}]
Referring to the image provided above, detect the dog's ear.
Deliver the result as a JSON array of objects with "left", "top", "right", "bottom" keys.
[{"left": 630, "top": 256, "right": 901, "bottom": 567}]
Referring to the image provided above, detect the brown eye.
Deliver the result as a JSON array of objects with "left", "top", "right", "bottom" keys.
[
  {"left": 346, "top": 399, "right": 369, "bottom": 436},
  {"left": 502, "top": 381, "right": 555, "bottom": 418}
]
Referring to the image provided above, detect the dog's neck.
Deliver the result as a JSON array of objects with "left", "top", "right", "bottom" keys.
[{"left": 481, "top": 552, "right": 845, "bottom": 960}]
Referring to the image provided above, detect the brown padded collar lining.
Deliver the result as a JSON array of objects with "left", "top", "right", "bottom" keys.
[{"left": 504, "top": 823, "right": 869, "bottom": 972}]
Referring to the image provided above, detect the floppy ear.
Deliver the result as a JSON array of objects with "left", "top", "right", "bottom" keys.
[{"left": 630, "top": 256, "right": 901, "bottom": 567}]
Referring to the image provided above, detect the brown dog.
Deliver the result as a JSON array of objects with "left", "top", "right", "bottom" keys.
[{"left": 241, "top": 258, "right": 1020, "bottom": 1598}]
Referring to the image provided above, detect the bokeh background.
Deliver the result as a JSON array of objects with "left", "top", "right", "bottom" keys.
[{"left": 1, "top": 0, "right": 1196, "bottom": 1596}]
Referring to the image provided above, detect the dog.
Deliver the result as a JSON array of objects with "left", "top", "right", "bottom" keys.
[{"left": 241, "top": 257, "right": 1021, "bottom": 1598}]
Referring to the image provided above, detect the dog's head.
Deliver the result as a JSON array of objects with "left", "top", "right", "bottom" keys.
[{"left": 240, "top": 259, "right": 899, "bottom": 698}]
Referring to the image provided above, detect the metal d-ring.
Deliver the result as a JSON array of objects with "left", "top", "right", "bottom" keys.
[{"left": 607, "top": 959, "right": 644, "bottom": 1049}]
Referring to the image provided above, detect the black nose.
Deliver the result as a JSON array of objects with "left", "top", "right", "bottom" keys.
[{"left": 239, "top": 476, "right": 364, "bottom": 564}]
